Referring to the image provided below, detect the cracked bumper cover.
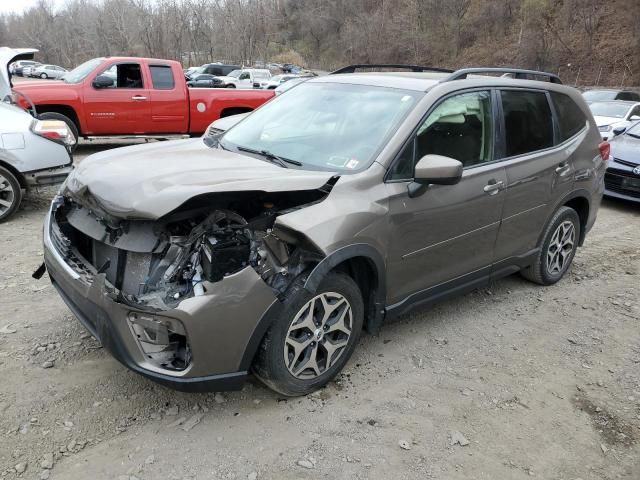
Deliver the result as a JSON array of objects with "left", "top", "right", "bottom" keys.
[{"left": 43, "top": 209, "right": 278, "bottom": 392}]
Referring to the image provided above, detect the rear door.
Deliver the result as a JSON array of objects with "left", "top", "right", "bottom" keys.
[
  {"left": 385, "top": 89, "right": 507, "bottom": 305},
  {"left": 493, "top": 89, "right": 579, "bottom": 265},
  {"left": 147, "top": 64, "right": 189, "bottom": 134},
  {"left": 83, "top": 61, "right": 151, "bottom": 135}
]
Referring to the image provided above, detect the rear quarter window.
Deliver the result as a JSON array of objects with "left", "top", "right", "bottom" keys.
[
  {"left": 550, "top": 92, "right": 587, "bottom": 142},
  {"left": 150, "top": 65, "right": 175, "bottom": 90}
]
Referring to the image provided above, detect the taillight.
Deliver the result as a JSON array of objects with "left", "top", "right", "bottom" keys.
[
  {"left": 31, "top": 120, "right": 76, "bottom": 146},
  {"left": 598, "top": 141, "right": 610, "bottom": 161}
]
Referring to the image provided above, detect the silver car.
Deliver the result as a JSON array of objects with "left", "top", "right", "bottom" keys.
[
  {"left": 0, "top": 48, "right": 75, "bottom": 222},
  {"left": 30, "top": 64, "right": 68, "bottom": 80}
]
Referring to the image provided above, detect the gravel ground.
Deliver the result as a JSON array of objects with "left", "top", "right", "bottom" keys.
[{"left": 0, "top": 143, "right": 639, "bottom": 480}]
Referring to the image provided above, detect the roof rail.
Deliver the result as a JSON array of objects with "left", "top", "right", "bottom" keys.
[
  {"left": 331, "top": 64, "right": 454, "bottom": 75},
  {"left": 444, "top": 68, "right": 563, "bottom": 84}
]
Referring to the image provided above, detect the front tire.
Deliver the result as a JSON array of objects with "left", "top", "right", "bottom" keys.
[
  {"left": 254, "top": 272, "right": 364, "bottom": 396},
  {"left": 521, "top": 206, "right": 580, "bottom": 285},
  {"left": 0, "top": 167, "right": 23, "bottom": 223}
]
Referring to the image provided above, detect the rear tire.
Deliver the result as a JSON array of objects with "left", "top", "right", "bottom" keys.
[
  {"left": 0, "top": 167, "right": 23, "bottom": 223},
  {"left": 40, "top": 73, "right": 48, "bottom": 79},
  {"left": 226, "top": 84, "right": 236, "bottom": 88},
  {"left": 254, "top": 272, "right": 364, "bottom": 396},
  {"left": 37, "top": 112, "right": 78, "bottom": 153},
  {"left": 521, "top": 206, "right": 580, "bottom": 285}
]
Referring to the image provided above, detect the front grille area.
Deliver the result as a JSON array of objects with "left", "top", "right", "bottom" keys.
[{"left": 605, "top": 170, "right": 640, "bottom": 198}]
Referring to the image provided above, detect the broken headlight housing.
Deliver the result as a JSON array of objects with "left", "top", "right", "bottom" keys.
[{"left": 127, "top": 312, "right": 191, "bottom": 372}]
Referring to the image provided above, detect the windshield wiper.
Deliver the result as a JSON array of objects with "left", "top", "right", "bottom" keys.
[
  {"left": 235, "top": 145, "right": 302, "bottom": 168},
  {"left": 627, "top": 133, "right": 640, "bottom": 139}
]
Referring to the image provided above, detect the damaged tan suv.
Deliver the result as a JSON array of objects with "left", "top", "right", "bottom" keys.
[{"left": 40, "top": 65, "right": 607, "bottom": 396}]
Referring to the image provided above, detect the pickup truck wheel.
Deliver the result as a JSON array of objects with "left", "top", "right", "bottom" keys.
[
  {"left": 254, "top": 272, "right": 364, "bottom": 396},
  {"left": 37, "top": 112, "right": 78, "bottom": 152},
  {"left": 40, "top": 73, "right": 48, "bottom": 79},
  {"left": 0, "top": 167, "right": 23, "bottom": 223}
]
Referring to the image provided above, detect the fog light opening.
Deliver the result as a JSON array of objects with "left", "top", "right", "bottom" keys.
[{"left": 127, "top": 312, "right": 191, "bottom": 371}]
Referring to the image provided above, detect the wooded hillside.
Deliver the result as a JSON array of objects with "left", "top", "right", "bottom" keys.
[{"left": 1, "top": 0, "right": 638, "bottom": 86}]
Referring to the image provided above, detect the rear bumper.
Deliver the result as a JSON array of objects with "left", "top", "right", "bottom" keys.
[{"left": 24, "top": 164, "right": 73, "bottom": 188}]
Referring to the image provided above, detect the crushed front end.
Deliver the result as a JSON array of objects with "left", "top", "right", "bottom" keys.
[{"left": 43, "top": 185, "right": 333, "bottom": 391}]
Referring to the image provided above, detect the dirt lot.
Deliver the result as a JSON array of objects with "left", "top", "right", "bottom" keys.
[{"left": 1, "top": 143, "right": 639, "bottom": 480}]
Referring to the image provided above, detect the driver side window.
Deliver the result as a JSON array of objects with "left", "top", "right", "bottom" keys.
[
  {"left": 239, "top": 72, "right": 250, "bottom": 81},
  {"left": 98, "top": 63, "right": 144, "bottom": 89},
  {"left": 388, "top": 90, "right": 494, "bottom": 180}
]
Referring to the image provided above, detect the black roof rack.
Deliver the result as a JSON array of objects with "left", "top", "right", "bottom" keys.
[
  {"left": 331, "top": 64, "right": 454, "bottom": 75},
  {"left": 444, "top": 68, "right": 562, "bottom": 84}
]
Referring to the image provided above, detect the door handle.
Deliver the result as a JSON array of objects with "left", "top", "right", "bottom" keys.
[
  {"left": 483, "top": 180, "right": 504, "bottom": 195},
  {"left": 131, "top": 95, "right": 148, "bottom": 101},
  {"left": 555, "top": 162, "right": 571, "bottom": 176}
]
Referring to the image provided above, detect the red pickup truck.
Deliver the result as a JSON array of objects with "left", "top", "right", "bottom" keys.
[{"left": 13, "top": 57, "right": 274, "bottom": 143}]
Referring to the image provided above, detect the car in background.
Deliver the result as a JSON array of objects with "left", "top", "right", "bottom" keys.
[
  {"left": 183, "top": 67, "right": 199, "bottom": 78},
  {"left": 583, "top": 89, "right": 640, "bottom": 104},
  {"left": 30, "top": 64, "right": 68, "bottom": 79},
  {"left": 187, "top": 73, "right": 225, "bottom": 88},
  {"left": 21, "top": 62, "right": 42, "bottom": 77},
  {"left": 0, "top": 47, "right": 75, "bottom": 222},
  {"left": 589, "top": 101, "right": 640, "bottom": 140},
  {"left": 192, "top": 63, "right": 240, "bottom": 78},
  {"left": 10, "top": 60, "right": 39, "bottom": 76},
  {"left": 263, "top": 74, "right": 299, "bottom": 89},
  {"left": 216, "top": 68, "right": 272, "bottom": 89},
  {"left": 605, "top": 121, "right": 640, "bottom": 202}
]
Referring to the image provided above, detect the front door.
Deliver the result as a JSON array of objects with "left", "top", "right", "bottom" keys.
[
  {"left": 83, "top": 62, "right": 151, "bottom": 135},
  {"left": 385, "top": 90, "right": 506, "bottom": 306}
]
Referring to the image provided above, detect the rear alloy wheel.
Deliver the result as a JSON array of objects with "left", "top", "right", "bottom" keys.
[
  {"left": 0, "top": 167, "right": 23, "bottom": 223},
  {"left": 255, "top": 272, "right": 364, "bottom": 396},
  {"left": 521, "top": 206, "right": 580, "bottom": 285}
]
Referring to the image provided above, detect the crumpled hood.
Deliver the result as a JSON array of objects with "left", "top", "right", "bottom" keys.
[
  {"left": 65, "top": 138, "right": 336, "bottom": 219},
  {"left": 0, "top": 47, "right": 38, "bottom": 99}
]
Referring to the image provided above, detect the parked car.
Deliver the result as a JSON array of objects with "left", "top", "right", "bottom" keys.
[
  {"left": 263, "top": 74, "right": 299, "bottom": 89},
  {"left": 41, "top": 65, "right": 606, "bottom": 396},
  {"left": 192, "top": 63, "right": 240, "bottom": 78},
  {"left": 216, "top": 68, "right": 272, "bottom": 89},
  {"left": 583, "top": 89, "right": 640, "bottom": 104},
  {"left": 21, "top": 62, "right": 42, "bottom": 77},
  {"left": 10, "top": 60, "right": 39, "bottom": 76},
  {"left": 589, "top": 101, "right": 640, "bottom": 140},
  {"left": 30, "top": 64, "right": 68, "bottom": 79},
  {"left": 604, "top": 121, "right": 640, "bottom": 202},
  {"left": 187, "top": 73, "right": 226, "bottom": 88},
  {"left": 12, "top": 57, "right": 274, "bottom": 149},
  {"left": 0, "top": 48, "right": 75, "bottom": 222},
  {"left": 183, "top": 67, "right": 199, "bottom": 78}
]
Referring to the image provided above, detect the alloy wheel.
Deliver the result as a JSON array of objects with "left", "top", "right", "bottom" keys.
[
  {"left": 283, "top": 292, "right": 352, "bottom": 380},
  {"left": 546, "top": 220, "right": 575, "bottom": 275},
  {"left": 0, "top": 174, "right": 17, "bottom": 217}
]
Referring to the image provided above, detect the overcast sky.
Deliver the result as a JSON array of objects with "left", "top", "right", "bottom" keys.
[{"left": 0, "top": 0, "right": 63, "bottom": 15}]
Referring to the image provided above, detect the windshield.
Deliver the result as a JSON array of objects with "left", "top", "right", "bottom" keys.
[
  {"left": 227, "top": 70, "right": 242, "bottom": 78},
  {"left": 221, "top": 82, "right": 422, "bottom": 172},
  {"left": 583, "top": 90, "right": 617, "bottom": 102},
  {"left": 63, "top": 58, "right": 104, "bottom": 83},
  {"left": 590, "top": 102, "right": 630, "bottom": 118}
]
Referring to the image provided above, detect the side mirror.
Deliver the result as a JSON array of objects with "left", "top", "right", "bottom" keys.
[
  {"left": 612, "top": 126, "right": 627, "bottom": 137},
  {"left": 92, "top": 75, "right": 114, "bottom": 88},
  {"left": 408, "top": 154, "right": 463, "bottom": 197}
]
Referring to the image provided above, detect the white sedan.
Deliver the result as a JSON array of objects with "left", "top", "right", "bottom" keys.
[{"left": 589, "top": 101, "right": 640, "bottom": 140}]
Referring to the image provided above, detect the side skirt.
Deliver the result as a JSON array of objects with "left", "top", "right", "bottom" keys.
[{"left": 384, "top": 248, "right": 539, "bottom": 321}]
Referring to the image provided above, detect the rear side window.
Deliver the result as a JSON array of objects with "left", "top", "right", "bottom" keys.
[
  {"left": 501, "top": 90, "right": 553, "bottom": 157},
  {"left": 150, "top": 65, "right": 175, "bottom": 90},
  {"left": 550, "top": 92, "right": 587, "bottom": 142}
]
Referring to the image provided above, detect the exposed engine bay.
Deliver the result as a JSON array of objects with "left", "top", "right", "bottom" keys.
[{"left": 51, "top": 185, "right": 336, "bottom": 311}]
